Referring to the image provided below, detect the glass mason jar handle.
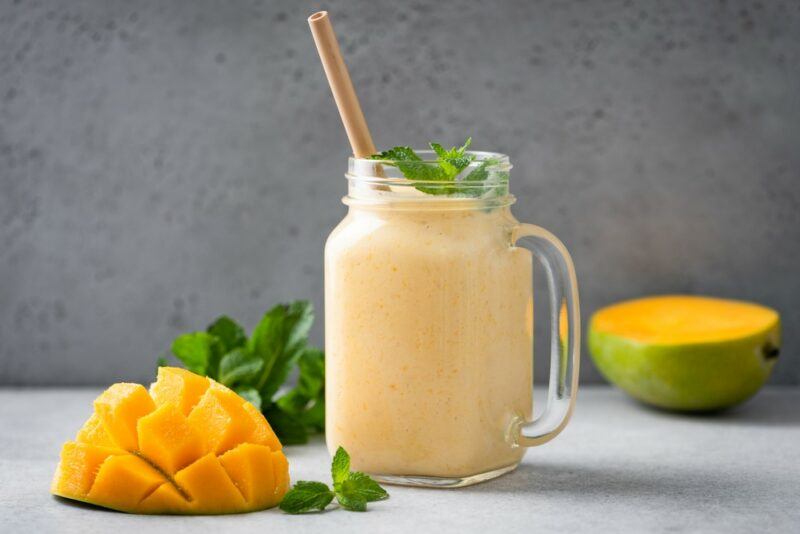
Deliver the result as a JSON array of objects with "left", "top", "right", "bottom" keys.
[{"left": 510, "top": 223, "right": 580, "bottom": 447}]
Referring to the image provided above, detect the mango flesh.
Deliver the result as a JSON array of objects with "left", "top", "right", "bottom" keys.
[
  {"left": 51, "top": 367, "right": 289, "bottom": 514},
  {"left": 589, "top": 295, "right": 780, "bottom": 411}
]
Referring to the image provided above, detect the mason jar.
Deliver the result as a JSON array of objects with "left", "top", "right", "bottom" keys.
[{"left": 325, "top": 151, "right": 580, "bottom": 487}]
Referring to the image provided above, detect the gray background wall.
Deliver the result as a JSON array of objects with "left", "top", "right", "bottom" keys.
[{"left": 1, "top": 0, "right": 798, "bottom": 386}]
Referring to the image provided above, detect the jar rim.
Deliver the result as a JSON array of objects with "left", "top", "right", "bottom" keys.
[
  {"left": 345, "top": 150, "right": 513, "bottom": 205},
  {"left": 348, "top": 150, "right": 512, "bottom": 181}
]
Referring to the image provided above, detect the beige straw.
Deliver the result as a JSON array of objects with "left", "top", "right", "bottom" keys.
[{"left": 308, "top": 11, "right": 377, "bottom": 158}]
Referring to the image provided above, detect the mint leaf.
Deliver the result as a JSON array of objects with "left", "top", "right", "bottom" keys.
[
  {"left": 369, "top": 146, "right": 447, "bottom": 181},
  {"left": 276, "top": 348, "right": 325, "bottom": 431},
  {"left": 207, "top": 316, "right": 246, "bottom": 353},
  {"left": 264, "top": 404, "right": 309, "bottom": 445},
  {"left": 275, "top": 389, "right": 312, "bottom": 420},
  {"left": 296, "top": 349, "right": 325, "bottom": 398},
  {"left": 219, "top": 349, "right": 264, "bottom": 387},
  {"left": 457, "top": 157, "right": 505, "bottom": 198},
  {"left": 250, "top": 301, "right": 314, "bottom": 401},
  {"left": 345, "top": 472, "right": 389, "bottom": 502},
  {"left": 299, "top": 396, "right": 325, "bottom": 432},
  {"left": 156, "top": 356, "right": 168, "bottom": 370},
  {"left": 430, "top": 137, "right": 473, "bottom": 179},
  {"left": 331, "top": 446, "right": 350, "bottom": 487},
  {"left": 233, "top": 386, "right": 262, "bottom": 410},
  {"left": 171, "top": 332, "right": 219, "bottom": 376},
  {"left": 279, "top": 481, "right": 334, "bottom": 514},
  {"left": 463, "top": 157, "right": 494, "bottom": 183},
  {"left": 430, "top": 137, "right": 470, "bottom": 162},
  {"left": 370, "top": 146, "right": 420, "bottom": 162},
  {"left": 336, "top": 486, "right": 367, "bottom": 512},
  {"left": 277, "top": 349, "right": 324, "bottom": 404}
]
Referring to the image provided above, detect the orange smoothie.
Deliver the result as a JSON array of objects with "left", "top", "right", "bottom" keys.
[{"left": 325, "top": 201, "right": 533, "bottom": 478}]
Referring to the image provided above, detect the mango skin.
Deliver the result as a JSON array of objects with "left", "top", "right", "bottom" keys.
[{"left": 589, "top": 319, "right": 780, "bottom": 411}]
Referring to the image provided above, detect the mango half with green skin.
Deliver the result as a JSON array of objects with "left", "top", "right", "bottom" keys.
[{"left": 589, "top": 296, "right": 780, "bottom": 411}]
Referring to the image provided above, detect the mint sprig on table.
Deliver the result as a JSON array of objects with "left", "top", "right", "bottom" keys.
[
  {"left": 280, "top": 447, "right": 389, "bottom": 514},
  {"left": 368, "top": 137, "right": 505, "bottom": 196},
  {"left": 158, "top": 301, "right": 324, "bottom": 445}
]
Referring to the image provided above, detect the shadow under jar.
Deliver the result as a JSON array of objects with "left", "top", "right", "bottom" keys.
[{"left": 324, "top": 151, "right": 580, "bottom": 487}]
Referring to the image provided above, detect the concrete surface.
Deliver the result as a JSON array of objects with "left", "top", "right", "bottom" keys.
[
  {"left": 1, "top": 386, "right": 798, "bottom": 533},
  {"left": 1, "top": 0, "right": 799, "bottom": 385}
]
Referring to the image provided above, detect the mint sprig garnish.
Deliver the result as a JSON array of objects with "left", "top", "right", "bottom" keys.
[
  {"left": 280, "top": 447, "right": 389, "bottom": 514},
  {"left": 158, "top": 301, "right": 325, "bottom": 445},
  {"left": 369, "top": 138, "right": 506, "bottom": 196}
]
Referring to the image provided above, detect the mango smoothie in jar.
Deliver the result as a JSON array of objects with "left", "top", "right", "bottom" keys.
[{"left": 325, "top": 151, "right": 580, "bottom": 487}]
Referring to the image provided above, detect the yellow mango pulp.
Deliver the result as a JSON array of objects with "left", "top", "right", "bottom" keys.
[
  {"left": 94, "top": 383, "right": 156, "bottom": 451},
  {"left": 52, "top": 367, "right": 289, "bottom": 514},
  {"left": 75, "top": 413, "right": 115, "bottom": 448},
  {"left": 591, "top": 295, "right": 779, "bottom": 345},
  {"left": 187, "top": 385, "right": 256, "bottom": 456},
  {"left": 149, "top": 367, "right": 209, "bottom": 416},
  {"left": 137, "top": 403, "right": 205, "bottom": 473}
]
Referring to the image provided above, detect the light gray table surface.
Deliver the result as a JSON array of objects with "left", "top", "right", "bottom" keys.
[{"left": 1, "top": 386, "right": 798, "bottom": 533}]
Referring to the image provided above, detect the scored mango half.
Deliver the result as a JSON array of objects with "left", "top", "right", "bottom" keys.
[{"left": 51, "top": 367, "right": 289, "bottom": 514}]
